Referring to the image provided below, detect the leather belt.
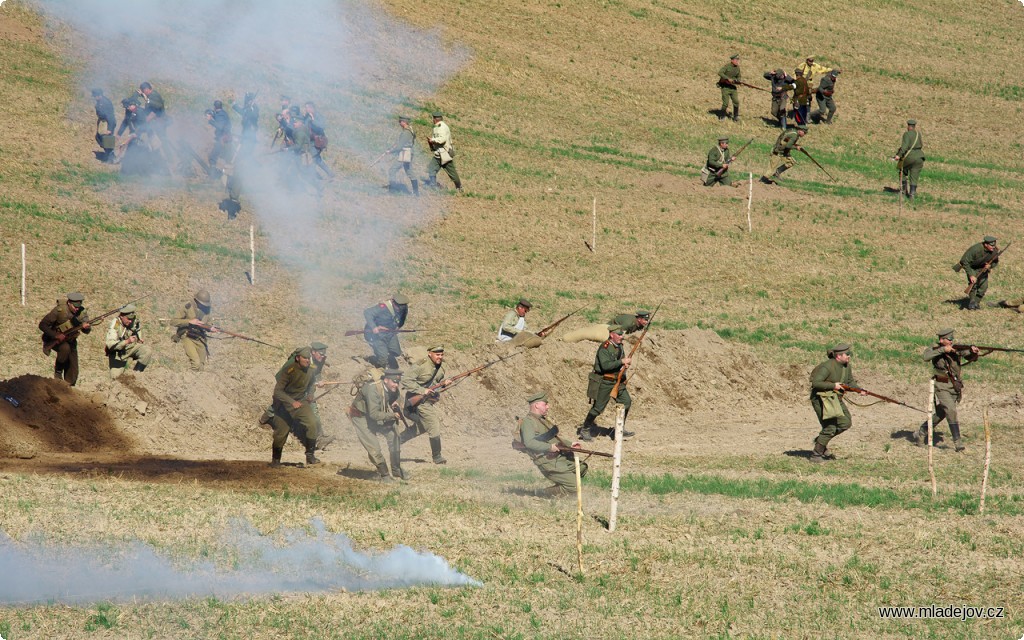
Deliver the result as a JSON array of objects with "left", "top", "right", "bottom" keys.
[
  {"left": 601, "top": 373, "right": 619, "bottom": 381},
  {"left": 933, "top": 375, "right": 950, "bottom": 383}
]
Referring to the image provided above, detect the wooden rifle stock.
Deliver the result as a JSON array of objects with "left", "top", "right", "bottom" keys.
[
  {"left": 537, "top": 306, "right": 585, "bottom": 338},
  {"left": 556, "top": 444, "right": 613, "bottom": 458},
  {"left": 716, "top": 138, "right": 754, "bottom": 176},
  {"left": 44, "top": 294, "right": 152, "bottom": 352},
  {"left": 610, "top": 302, "right": 662, "bottom": 400}
]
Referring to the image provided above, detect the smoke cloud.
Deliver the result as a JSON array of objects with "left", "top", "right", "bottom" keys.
[{"left": 0, "top": 518, "right": 480, "bottom": 606}]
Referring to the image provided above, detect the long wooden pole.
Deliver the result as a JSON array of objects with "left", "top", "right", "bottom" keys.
[
  {"left": 21, "top": 243, "right": 26, "bottom": 306},
  {"left": 591, "top": 196, "right": 596, "bottom": 253},
  {"left": 927, "top": 379, "right": 936, "bottom": 497},
  {"left": 980, "top": 408, "right": 992, "bottom": 515},
  {"left": 608, "top": 403, "right": 625, "bottom": 532},
  {"left": 574, "top": 453, "right": 584, "bottom": 574},
  {"left": 249, "top": 225, "right": 255, "bottom": 285},
  {"left": 747, "top": 172, "right": 752, "bottom": 232}
]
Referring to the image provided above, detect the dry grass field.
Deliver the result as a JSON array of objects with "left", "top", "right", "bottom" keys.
[{"left": 2, "top": 0, "right": 1024, "bottom": 638}]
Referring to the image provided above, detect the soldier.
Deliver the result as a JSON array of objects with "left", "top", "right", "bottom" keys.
[
  {"left": 426, "top": 112, "right": 463, "bottom": 192},
  {"left": 580, "top": 325, "right": 634, "bottom": 441},
  {"left": 957, "top": 236, "right": 1000, "bottom": 310},
  {"left": 104, "top": 304, "right": 153, "bottom": 379},
  {"left": 269, "top": 347, "right": 321, "bottom": 466},
  {"left": 796, "top": 56, "right": 832, "bottom": 85},
  {"left": 350, "top": 368, "right": 407, "bottom": 481},
  {"left": 363, "top": 293, "right": 409, "bottom": 369},
  {"left": 303, "top": 102, "right": 335, "bottom": 180},
  {"left": 792, "top": 68, "right": 811, "bottom": 126},
  {"left": 288, "top": 108, "right": 322, "bottom": 195},
  {"left": 892, "top": 119, "right": 924, "bottom": 199},
  {"left": 137, "top": 81, "right": 172, "bottom": 159},
  {"left": 387, "top": 116, "right": 418, "bottom": 195},
  {"left": 497, "top": 298, "right": 532, "bottom": 342},
  {"left": 38, "top": 292, "right": 91, "bottom": 386},
  {"left": 92, "top": 88, "right": 117, "bottom": 163},
  {"left": 609, "top": 310, "right": 651, "bottom": 335},
  {"left": 703, "top": 136, "right": 733, "bottom": 187},
  {"left": 717, "top": 54, "right": 742, "bottom": 121},
  {"left": 402, "top": 346, "right": 451, "bottom": 464},
  {"left": 231, "top": 91, "right": 259, "bottom": 151},
  {"left": 911, "top": 329, "right": 979, "bottom": 452},
  {"left": 808, "top": 343, "right": 866, "bottom": 463},
  {"left": 516, "top": 391, "right": 587, "bottom": 498},
  {"left": 171, "top": 289, "right": 218, "bottom": 370},
  {"left": 763, "top": 68, "right": 796, "bottom": 129},
  {"left": 812, "top": 69, "right": 841, "bottom": 124},
  {"left": 205, "top": 100, "right": 232, "bottom": 176},
  {"left": 308, "top": 342, "right": 333, "bottom": 449},
  {"left": 761, "top": 124, "right": 807, "bottom": 184}
]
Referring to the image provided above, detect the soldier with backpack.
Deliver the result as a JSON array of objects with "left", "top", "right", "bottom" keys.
[{"left": 349, "top": 368, "right": 409, "bottom": 481}]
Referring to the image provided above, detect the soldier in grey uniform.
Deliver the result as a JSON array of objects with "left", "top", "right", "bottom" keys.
[
  {"left": 812, "top": 69, "right": 840, "bottom": 124},
  {"left": 912, "top": 329, "right": 978, "bottom": 452},
  {"left": 387, "top": 116, "right": 418, "bottom": 195},
  {"left": 349, "top": 368, "right": 408, "bottom": 481},
  {"left": 402, "top": 346, "right": 451, "bottom": 464},
  {"left": 516, "top": 391, "right": 587, "bottom": 497}
]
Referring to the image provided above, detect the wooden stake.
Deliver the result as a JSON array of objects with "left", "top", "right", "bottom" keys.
[
  {"left": 249, "top": 225, "right": 255, "bottom": 286},
  {"left": 608, "top": 403, "right": 625, "bottom": 533},
  {"left": 980, "top": 408, "right": 992, "bottom": 515},
  {"left": 21, "top": 243, "right": 26, "bottom": 306},
  {"left": 747, "top": 172, "right": 752, "bottom": 232},
  {"left": 591, "top": 196, "right": 596, "bottom": 253},
  {"left": 898, "top": 165, "right": 903, "bottom": 215},
  {"left": 574, "top": 452, "right": 584, "bottom": 575},
  {"left": 927, "top": 378, "right": 936, "bottom": 497}
]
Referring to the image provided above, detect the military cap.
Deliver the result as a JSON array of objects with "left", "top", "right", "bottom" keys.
[
  {"left": 194, "top": 289, "right": 212, "bottom": 306},
  {"left": 90, "top": 88, "right": 103, "bottom": 97},
  {"left": 398, "top": 115, "right": 410, "bottom": 122},
  {"left": 518, "top": 298, "right": 532, "bottom": 309},
  {"left": 383, "top": 368, "right": 403, "bottom": 379},
  {"left": 983, "top": 235, "right": 997, "bottom": 244},
  {"left": 829, "top": 343, "right": 851, "bottom": 355},
  {"left": 392, "top": 293, "right": 410, "bottom": 305},
  {"left": 729, "top": 53, "right": 740, "bottom": 60},
  {"left": 67, "top": 292, "right": 85, "bottom": 303},
  {"left": 427, "top": 345, "right": 445, "bottom": 353},
  {"left": 526, "top": 390, "right": 548, "bottom": 404},
  {"left": 295, "top": 346, "right": 312, "bottom": 359},
  {"left": 608, "top": 325, "right": 625, "bottom": 335},
  {"left": 310, "top": 341, "right": 328, "bottom": 352},
  {"left": 775, "top": 68, "right": 784, "bottom": 75},
  {"left": 636, "top": 310, "right": 652, "bottom": 318},
  {"left": 139, "top": 81, "right": 152, "bottom": 90},
  {"left": 831, "top": 69, "right": 841, "bottom": 75},
  {"left": 289, "top": 105, "right": 301, "bottom": 116},
  {"left": 805, "top": 56, "right": 815, "bottom": 61},
  {"left": 431, "top": 111, "right": 443, "bottom": 118},
  {"left": 121, "top": 98, "right": 138, "bottom": 108},
  {"left": 907, "top": 119, "right": 917, "bottom": 126},
  {"left": 796, "top": 124, "right": 808, "bottom": 131},
  {"left": 718, "top": 136, "right": 729, "bottom": 142},
  {"left": 937, "top": 328, "right": 955, "bottom": 339},
  {"left": 213, "top": 100, "right": 222, "bottom": 109},
  {"left": 120, "top": 304, "right": 137, "bottom": 315}
]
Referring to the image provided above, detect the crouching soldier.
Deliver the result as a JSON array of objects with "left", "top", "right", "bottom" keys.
[
  {"left": 104, "top": 304, "right": 153, "bottom": 378},
  {"left": 515, "top": 391, "right": 587, "bottom": 498}
]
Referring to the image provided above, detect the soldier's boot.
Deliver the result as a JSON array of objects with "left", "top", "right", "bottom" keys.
[
  {"left": 411, "top": 179, "right": 420, "bottom": 196},
  {"left": 967, "top": 299, "right": 981, "bottom": 311},
  {"left": 258, "top": 406, "right": 274, "bottom": 426},
  {"left": 912, "top": 425, "right": 927, "bottom": 447},
  {"left": 376, "top": 462, "right": 395, "bottom": 482},
  {"left": 950, "top": 423, "right": 965, "bottom": 452},
  {"left": 732, "top": 106, "right": 740, "bottom": 122},
  {"left": 901, "top": 180, "right": 909, "bottom": 197},
  {"left": 809, "top": 442, "right": 827, "bottom": 463},
  {"left": 909, "top": 185, "right": 917, "bottom": 200},
  {"left": 270, "top": 446, "right": 283, "bottom": 466},
  {"left": 390, "top": 450, "right": 410, "bottom": 480},
  {"left": 134, "top": 363, "right": 147, "bottom": 372},
  {"left": 825, "top": 110, "right": 835, "bottom": 124},
  {"left": 387, "top": 181, "right": 403, "bottom": 193},
  {"left": 578, "top": 416, "right": 597, "bottom": 441},
  {"left": 429, "top": 437, "right": 447, "bottom": 464},
  {"left": 305, "top": 440, "right": 321, "bottom": 465}
]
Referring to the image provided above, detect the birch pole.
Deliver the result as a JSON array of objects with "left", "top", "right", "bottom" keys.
[
  {"left": 747, "top": 172, "right": 753, "bottom": 232},
  {"left": 574, "top": 453, "right": 584, "bottom": 574},
  {"left": 21, "top": 243, "right": 26, "bottom": 306},
  {"left": 249, "top": 225, "right": 255, "bottom": 285},
  {"left": 591, "top": 196, "right": 597, "bottom": 253},
  {"left": 980, "top": 408, "right": 992, "bottom": 515},
  {"left": 608, "top": 403, "right": 625, "bottom": 533},
  {"left": 927, "top": 379, "right": 936, "bottom": 497}
]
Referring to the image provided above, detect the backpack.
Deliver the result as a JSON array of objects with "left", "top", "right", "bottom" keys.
[{"left": 349, "top": 366, "right": 385, "bottom": 415}]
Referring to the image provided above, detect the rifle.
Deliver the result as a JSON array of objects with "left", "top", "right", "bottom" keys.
[
  {"left": 953, "top": 344, "right": 1024, "bottom": 356},
  {"left": 537, "top": 306, "right": 585, "bottom": 338},
  {"left": 556, "top": 444, "right": 613, "bottom": 459},
  {"left": 43, "top": 294, "right": 152, "bottom": 354},
  {"left": 270, "top": 128, "right": 282, "bottom": 149},
  {"left": 610, "top": 302, "right": 662, "bottom": 400},
  {"left": 716, "top": 138, "right": 754, "bottom": 176},
  {"left": 798, "top": 147, "right": 836, "bottom": 181},
  {"left": 368, "top": 150, "right": 390, "bottom": 168},
  {"left": 177, "top": 140, "right": 211, "bottom": 175},
  {"left": 406, "top": 351, "right": 522, "bottom": 408},
  {"left": 963, "top": 243, "right": 1010, "bottom": 295},
  {"left": 735, "top": 81, "right": 771, "bottom": 93},
  {"left": 344, "top": 328, "right": 420, "bottom": 337},
  {"left": 837, "top": 384, "right": 927, "bottom": 414},
  {"left": 192, "top": 322, "right": 280, "bottom": 349}
]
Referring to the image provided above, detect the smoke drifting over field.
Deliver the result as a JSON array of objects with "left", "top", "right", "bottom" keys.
[{"left": 0, "top": 518, "right": 479, "bottom": 605}]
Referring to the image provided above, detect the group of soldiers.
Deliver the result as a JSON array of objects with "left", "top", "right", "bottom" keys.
[
  {"left": 378, "top": 112, "right": 464, "bottom": 195},
  {"left": 91, "top": 82, "right": 173, "bottom": 175}
]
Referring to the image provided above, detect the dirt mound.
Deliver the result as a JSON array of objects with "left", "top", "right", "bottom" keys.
[{"left": 0, "top": 375, "right": 132, "bottom": 459}]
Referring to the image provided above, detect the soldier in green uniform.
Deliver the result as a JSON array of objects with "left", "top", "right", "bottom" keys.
[
  {"left": 104, "top": 304, "right": 153, "bottom": 379},
  {"left": 387, "top": 116, "right": 418, "bottom": 195},
  {"left": 792, "top": 68, "right": 811, "bottom": 125},
  {"left": 609, "top": 310, "right": 651, "bottom": 335},
  {"left": 308, "top": 342, "right": 333, "bottom": 449},
  {"left": 703, "top": 137, "right": 733, "bottom": 187},
  {"left": 363, "top": 293, "right": 409, "bottom": 368},
  {"left": 38, "top": 292, "right": 92, "bottom": 386},
  {"left": 516, "top": 391, "right": 587, "bottom": 497},
  {"left": 350, "top": 368, "right": 407, "bottom": 481},
  {"left": 956, "top": 236, "right": 1000, "bottom": 310},
  {"left": 580, "top": 326, "right": 634, "bottom": 441},
  {"left": 717, "top": 54, "right": 742, "bottom": 121},
  {"left": 911, "top": 329, "right": 978, "bottom": 452},
  {"left": 812, "top": 69, "right": 840, "bottom": 124},
  {"left": 762, "top": 125, "right": 806, "bottom": 184},
  {"left": 892, "top": 119, "right": 924, "bottom": 199},
  {"left": 808, "top": 343, "right": 866, "bottom": 463},
  {"left": 402, "top": 346, "right": 451, "bottom": 464},
  {"left": 171, "top": 289, "right": 218, "bottom": 370},
  {"left": 497, "top": 298, "right": 532, "bottom": 342},
  {"left": 426, "top": 112, "right": 463, "bottom": 192},
  {"left": 269, "top": 346, "right": 321, "bottom": 466}
]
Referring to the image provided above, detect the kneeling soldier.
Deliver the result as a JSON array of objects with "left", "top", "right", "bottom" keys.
[
  {"left": 516, "top": 391, "right": 587, "bottom": 497},
  {"left": 104, "top": 304, "right": 153, "bottom": 378},
  {"left": 703, "top": 137, "right": 733, "bottom": 187}
]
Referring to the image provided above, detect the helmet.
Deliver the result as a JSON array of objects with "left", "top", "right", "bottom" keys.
[{"left": 194, "top": 289, "right": 212, "bottom": 306}]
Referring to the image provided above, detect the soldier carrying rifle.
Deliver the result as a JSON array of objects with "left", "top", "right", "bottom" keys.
[{"left": 38, "top": 292, "right": 92, "bottom": 386}]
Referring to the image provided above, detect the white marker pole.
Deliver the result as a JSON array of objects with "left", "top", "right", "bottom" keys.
[
  {"left": 747, "top": 172, "right": 753, "bottom": 232},
  {"left": 21, "top": 243, "right": 26, "bottom": 305},
  {"left": 592, "top": 196, "right": 597, "bottom": 253},
  {"left": 249, "top": 225, "right": 255, "bottom": 286},
  {"left": 927, "top": 379, "right": 936, "bottom": 497},
  {"left": 608, "top": 403, "right": 625, "bottom": 533}
]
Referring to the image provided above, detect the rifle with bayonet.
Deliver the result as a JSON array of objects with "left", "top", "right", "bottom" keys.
[
  {"left": 610, "top": 302, "right": 662, "bottom": 400},
  {"left": 734, "top": 80, "right": 771, "bottom": 93},
  {"left": 717, "top": 138, "right": 754, "bottom": 176},
  {"left": 556, "top": 444, "right": 614, "bottom": 458},
  {"left": 343, "top": 328, "right": 421, "bottom": 337},
  {"left": 406, "top": 351, "right": 522, "bottom": 409},
  {"left": 837, "top": 384, "right": 928, "bottom": 414},
  {"left": 798, "top": 147, "right": 836, "bottom": 181},
  {"left": 190, "top": 321, "right": 280, "bottom": 349},
  {"left": 537, "top": 306, "right": 585, "bottom": 338},
  {"left": 953, "top": 344, "right": 1024, "bottom": 357},
  {"left": 44, "top": 294, "right": 153, "bottom": 354},
  {"left": 962, "top": 242, "right": 1010, "bottom": 296}
]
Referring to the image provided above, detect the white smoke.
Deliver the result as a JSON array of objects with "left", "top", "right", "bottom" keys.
[{"left": 0, "top": 518, "right": 480, "bottom": 605}]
